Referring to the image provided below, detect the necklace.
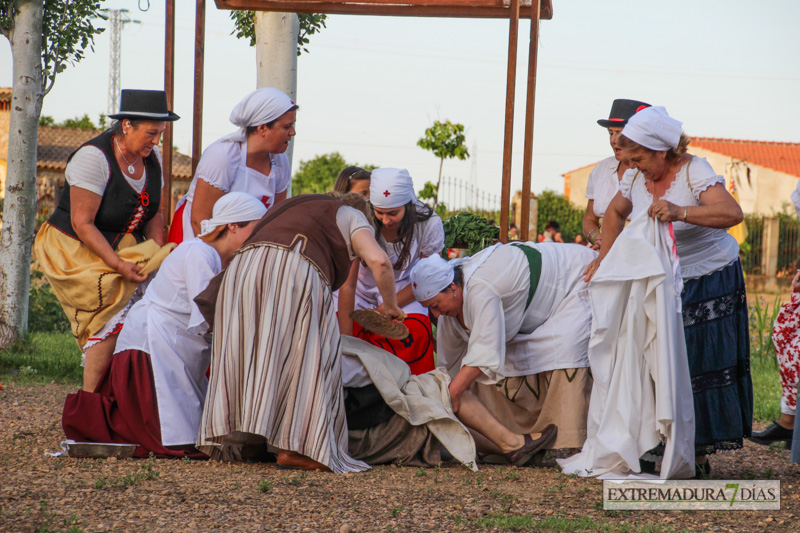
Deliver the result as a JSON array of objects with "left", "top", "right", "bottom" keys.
[{"left": 114, "top": 137, "right": 140, "bottom": 175}]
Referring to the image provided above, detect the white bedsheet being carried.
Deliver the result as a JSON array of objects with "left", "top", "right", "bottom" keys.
[{"left": 557, "top": 212, "right": 695, "bottom": 479}]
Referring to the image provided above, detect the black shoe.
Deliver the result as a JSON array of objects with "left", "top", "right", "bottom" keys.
[
  {"left": 639, "top": 459, "right": 657, "bottom": 475},
  {"left": 749, "top": 421, "right": 794, "bottom": 446},
  {"left": 694, "top": 460, "right": 712, "bottom": 479}
]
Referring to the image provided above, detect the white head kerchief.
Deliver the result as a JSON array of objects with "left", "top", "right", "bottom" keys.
[
  {"left": 220, "top": 88, "right": 295, "bottom": 143},
  {"left": 198, "top": 192, "right": 267, "bottom": 237},
  {"left": 370, "top": 168, "right": 417, "bottom": 209},
  {"left": 411, "top": 254, "right": 454, "bottom": 302},
  {"left": 621, "top": 106, "right": 683, "bottom": 151}
]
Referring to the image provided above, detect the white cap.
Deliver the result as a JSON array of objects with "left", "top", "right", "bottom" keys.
[
  {"left": 621, "top": 106, "right": 683, "bottom": 151},
  {"left": 370, "top": 168, "right": 417, "bottom": 209},
  {"left": 410, "top": 254, "right": 454, "bottom": 302},
  {"left": 198, "top": 192, "right": 267, "bottom": 237}
]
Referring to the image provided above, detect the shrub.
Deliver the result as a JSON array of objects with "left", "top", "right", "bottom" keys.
[{"left": 28, "top": 271, "right": 70, "bottom": 334}]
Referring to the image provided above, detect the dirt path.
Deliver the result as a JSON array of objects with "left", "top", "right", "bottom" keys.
[{"left": 2, "top": 382, "right": 800, "bottom": 532}]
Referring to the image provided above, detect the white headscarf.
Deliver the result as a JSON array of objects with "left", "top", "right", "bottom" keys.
[
  {"left": 198, "top": 192, "right": 267, "bottom": 237},
  {"left": 370, "top": 168, "right": 417, "bottom": 209},
  {"left": 220, "top": 88, "right": 296, "bottom": 143},
  {"left": 621, "top": 106, "right": 683, "bottom": 152},
  {"left": 410, "top": 254, "right": 454, "bottom": 302}
]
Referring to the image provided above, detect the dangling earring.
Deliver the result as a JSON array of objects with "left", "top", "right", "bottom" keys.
[{"left": 452, "top": 291, "right": 456, "bottom": 299}]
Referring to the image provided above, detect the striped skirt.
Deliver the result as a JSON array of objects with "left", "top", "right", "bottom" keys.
[{"left": 197, "top": 244, "right": 369, "bottom": 473}]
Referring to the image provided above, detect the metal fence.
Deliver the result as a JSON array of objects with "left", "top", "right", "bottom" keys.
[
  {"left": 778, "top": 216, "right": 800, "bottom": 273},
  {"left": 742, "top": 215, "right": 763, "bottom": 274},
  {"left": 438, "top": 176, "right": 501, "bottom": 221}
]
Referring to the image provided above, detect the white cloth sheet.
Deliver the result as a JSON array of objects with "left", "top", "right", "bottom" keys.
[
  {"left": 341, "top": 336, "right": 478, "bottom": 471},
  {"left": 557, "top": 212, "right": 695, "bottom": 479},
  {"left": 436, "top": 243, "right": 596, "bottom": 384},
  {"left": 116, "top": 239, "right": 221, "bottom": 446}
]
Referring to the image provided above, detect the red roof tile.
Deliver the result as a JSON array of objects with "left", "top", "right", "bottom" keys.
[
  {"left": 36, "top": 126, "right": 192, "bottom": 179},
  {"left": 689, "top": 137, "right": 800, "bottom": 178}
]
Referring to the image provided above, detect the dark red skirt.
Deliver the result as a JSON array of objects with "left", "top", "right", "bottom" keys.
[
  {"left": 353, "top": 313, "right": 435, "bottom": 375},
  {"left": 62, "top": 349, "right": 207, "bottom": 459}
]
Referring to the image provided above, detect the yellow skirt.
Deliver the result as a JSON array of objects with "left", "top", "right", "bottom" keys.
[{"left": 33, "top": 223, "right": 174, "bottom": 349}]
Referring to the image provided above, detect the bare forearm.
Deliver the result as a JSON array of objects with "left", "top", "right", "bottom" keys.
[
  {"left": 396, "top": 284, "right": 415, "bottom": 308},
  {"left": 598, "top": 211, "right": 625, "bottom": 260},
  {"left": 144, "top": 213, "right": 166, "bottom": 245},
  {"left": 367, "top": 257, "right": 399, "bottom": 310},
  {"left": 683, "top": 204, "right": 743, "bottom": 229},
  {"left": 73, "top": 222, "right": 122, "bottom": 270},
  {"left": 450, "top": 365, "right": 485, "bottom": 399}
]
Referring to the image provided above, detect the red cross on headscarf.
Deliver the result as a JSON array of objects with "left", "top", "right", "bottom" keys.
[
  {"left": 383, "top": 190, "right": 391, "bottom": 197},
  {"left": 413, "top": 282, "right": 417, "bottom": 289}
]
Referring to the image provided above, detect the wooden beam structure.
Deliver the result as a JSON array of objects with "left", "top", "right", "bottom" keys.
[
  {"left": 163, "top": 0, "right": 176, "bottom": 223},
  {"left": 198, "top": 0, "right": 552, "bottom": 238},
  {"left": 215, "top": 0, "right": 552, "bottom": 19}
]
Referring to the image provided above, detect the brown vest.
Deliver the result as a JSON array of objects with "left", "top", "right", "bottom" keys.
[{"left": 194, "top": 194, "right": 354, "bottom": 325}]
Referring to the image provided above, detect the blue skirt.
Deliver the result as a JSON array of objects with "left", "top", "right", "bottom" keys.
[{"left": 682, "top": 259, "right": 753, "bottom": 455}]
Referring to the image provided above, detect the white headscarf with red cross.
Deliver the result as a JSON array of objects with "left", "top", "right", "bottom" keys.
[{"left": 369, "top": 168, "right": 417, "bottom": 209}]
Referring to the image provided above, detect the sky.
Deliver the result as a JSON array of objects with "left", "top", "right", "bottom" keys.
[{"left": 2, "top": 0, "right": 799, "bottom": 210}]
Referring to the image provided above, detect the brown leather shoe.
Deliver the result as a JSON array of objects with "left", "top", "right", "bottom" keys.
[
  {"left": 504, "top": 424, "right": 558, "bottom": 467},
  {"left": 276, "top": 450, "right": 331, "bottom": 472}
]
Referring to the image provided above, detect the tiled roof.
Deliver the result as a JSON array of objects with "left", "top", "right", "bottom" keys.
[
  {"left": 690, "top": 137, "right": 800, "bottom": 178},
  {"left": 36, "top": 126, "right": 193, "bottom": 179},
  {"left": 561, "top": 161, "right": 600, "bottom": 177}
]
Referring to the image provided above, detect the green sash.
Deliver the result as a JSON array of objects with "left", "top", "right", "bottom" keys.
[{"left": 511, "top": 243, "right": 542, "bottom": 311}]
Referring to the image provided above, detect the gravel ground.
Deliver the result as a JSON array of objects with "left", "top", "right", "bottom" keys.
[{"left": 2, "top": 382, "right": 800, "bottom": 532}]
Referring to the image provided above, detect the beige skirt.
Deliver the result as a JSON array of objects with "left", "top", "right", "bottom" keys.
[
  {"left": 33, "top": 223, "right": 173, "bottom": 350},
  {"left": 472, "top": 367, "right": 593, "bottom": 449}
]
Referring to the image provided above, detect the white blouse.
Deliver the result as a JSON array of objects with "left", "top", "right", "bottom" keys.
[
  {"left": 618, "top": 156, "right": 740, "bottom": 280},
  {"left": 585, "top": 156, "right": 623, "bottom": 218},
  {"left": 436, "top": 243, "right": 595, "bottom": 384},
  {"left": 355, "top": 203, "right": 445, "bottom": 315},
  {"left": 176, "top": 139, "right": 290, "bottom": 241},
  {"left": 115, "top": 239, "right": 221, "bottom": 446},
  {"left": 65, "top": 145, "right": 164, "bottom": 195}
]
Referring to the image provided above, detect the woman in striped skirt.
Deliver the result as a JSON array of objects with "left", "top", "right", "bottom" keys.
[{"left": 195, "top": 193, "right": 402, "bottom": 473}]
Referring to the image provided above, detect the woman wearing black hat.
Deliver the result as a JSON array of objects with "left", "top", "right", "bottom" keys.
[
  {"left": 34, "top": 89, "right": 179, "bottom": 392},
  {"left": 582, "top": 99, "right": 650, "bottom": 250}
]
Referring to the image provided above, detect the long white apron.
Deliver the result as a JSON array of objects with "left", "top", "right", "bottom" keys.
[{"left": 557, "top": 212, "right": 695, "bottom": 479}]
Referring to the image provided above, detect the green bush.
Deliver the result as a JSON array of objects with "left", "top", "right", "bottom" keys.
[
  {"left": 535, "top": 190, "right": 585, "bottom": 242},
  {"left": 28, "top": 271, "right": 71, "bottom": 334}
]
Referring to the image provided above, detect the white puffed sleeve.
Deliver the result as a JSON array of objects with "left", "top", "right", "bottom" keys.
[
  {"left": 64, "top": 146, "right": 110, "bottom": 196},
  {"left": 617, "top": 168, "right": 639, "bottom": 201},
  {"left": 418, "top": 212, "right": 445, "bottom": 258},
  {"left": 272, "top": 152, "right": 291, "bottom": 194},
  {"left": 193, "top": 141, "right": 238, "bottom": 192},
  {"left": 686, "top": 157, "right": 725, "bottom": 200}
]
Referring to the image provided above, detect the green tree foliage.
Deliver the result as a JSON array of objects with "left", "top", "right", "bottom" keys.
[
  {"left": 535, "top": 190, "right": 586, "bottom": 242},
  {"left": 39, "top": 113, "right": 104, "bottom": 129},
  {"left": 291, "top": 152, "right": 377, "bottom": 195},
  {"left": 229, "top": 11, "right": 327, "bottom": 55},
  {"left": 416, "top": 120, "right": 469, "bottom": 207},
  {"left": 2, "top": 0, "right": 104, "bottom": 94}
]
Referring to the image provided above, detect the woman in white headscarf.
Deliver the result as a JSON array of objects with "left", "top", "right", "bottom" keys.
[
  {"left": 63, "top": 192, "right": 267, "bottom": 458},
  {"left": 338, "top": 168, "right": 444, "bottom": 375},
  {"left": 168, "top": 88, "right": 297, "bottom": 244},
  {"left": 584, "top": 106, "right": 752, "bottom": 477},
  {"left": 410, "top": 243, "right": 596, "bottom": 451}
]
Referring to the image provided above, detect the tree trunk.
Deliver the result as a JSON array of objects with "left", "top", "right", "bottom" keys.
[
  {"left": 0, "top": 0, "right": 44, "bottom": 348},
  {"left": 434, "top": 158, "right": 444, "bottom": 208},
  {"left": 254, "top": 12, "right": 298, "bottom": 194}
]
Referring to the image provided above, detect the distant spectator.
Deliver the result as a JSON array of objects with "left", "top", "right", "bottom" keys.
[
  {"left": 333, "top": 166, "right": 371, "bottom": 198},
  {"left": 542, "top": 221, "right": 564, "bottom": 243},
  {"left": 508, "top": 223, "right": 519, "bottom": 241},
  {"left": 574, "top": 234, "right": 589, "bottom": 246}
]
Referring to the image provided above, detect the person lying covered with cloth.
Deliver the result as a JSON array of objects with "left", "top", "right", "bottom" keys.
[{"left": 410, "top": 242, "right": 597, "bottom": 458}]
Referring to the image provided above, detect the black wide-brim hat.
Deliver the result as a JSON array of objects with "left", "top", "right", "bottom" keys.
[
  {"left": 109, "top": 89, "right": 180, "bottom": 121},
  {"left": 597, "top": 99, "right": 650, "bottom": 128}
]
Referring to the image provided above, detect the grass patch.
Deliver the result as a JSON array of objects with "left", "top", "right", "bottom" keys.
[
  {"left": 475, "top": 513, "right": 674, "bottom": 531},
  {"left": 0, "top": 332, "right": 82, "bottom": 385},
  {"left": 751, "top": 351, "right": 781, "bottom": 423}
]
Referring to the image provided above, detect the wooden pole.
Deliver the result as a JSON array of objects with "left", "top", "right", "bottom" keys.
[
  {"left": 192, "top": 0, "right": 206, "bottom": 175},
  {"left": 163, "top": 0, "right": 175, "bottom": 223},
  {"left": 499, "top": 0, "right": 520, "bottom": 244},
  {"left": 519, "top": 0, "right": 541, "bottom": 241}
]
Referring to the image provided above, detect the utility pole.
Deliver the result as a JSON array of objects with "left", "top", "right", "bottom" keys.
[{"left": 99, "top": 9, "right": 139, "bottom": 117}]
